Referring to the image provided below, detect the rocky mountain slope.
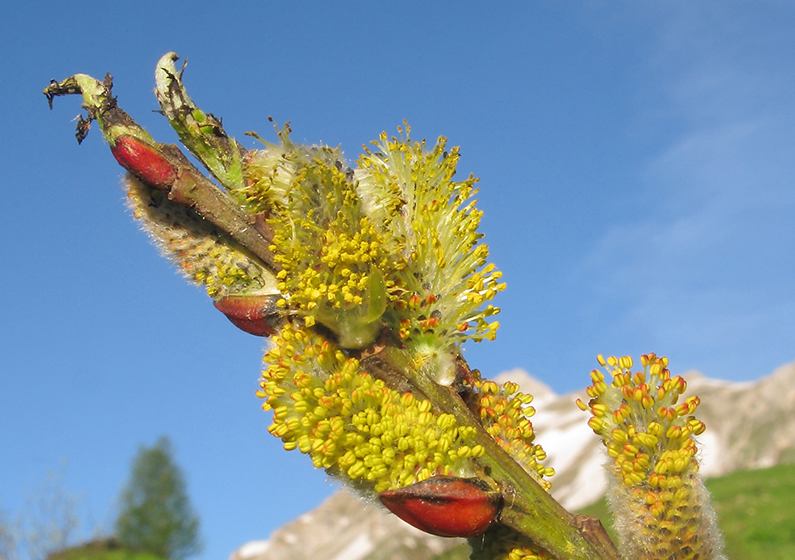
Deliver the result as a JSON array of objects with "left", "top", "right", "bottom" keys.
[{"left": 230, "top": 361, "right": 795, "bottom": 560}]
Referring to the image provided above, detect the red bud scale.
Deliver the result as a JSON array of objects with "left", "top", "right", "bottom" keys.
[
  {"left": 213, "top": 294, "right": 281, "bottom": 336},
  {"left": 110, "top": 135, "right": 177, "bottom": 190},
  {"left": 379, "top": 476, "right": 502, "bottom": 538}
]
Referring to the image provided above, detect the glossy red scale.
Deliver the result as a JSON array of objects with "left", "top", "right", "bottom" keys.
[
  {"left": 110, "top": 135, "right": 177, "bottom": 189},
  {"left": 213, "top": 295, "right": 281, "bottom": 337},
  {"left": 379, "top": 477, "right": 502, "bottom": 538}
]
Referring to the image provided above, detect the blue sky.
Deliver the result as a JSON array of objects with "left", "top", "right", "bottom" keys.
[{"left": 2, "top": 2, "right": 794, "bottom": 559}]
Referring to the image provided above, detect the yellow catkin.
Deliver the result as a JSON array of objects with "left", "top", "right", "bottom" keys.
[
  {"left": 463, "top": 369, "right": 552, "bottom": 491},
  {"left": 582, "top": 353, "right": 726, "bottom": 560},
  {"left": 249, "top": 143, "right": 397, "bottom": 349},
  {"left": 259, "top": 324, "right": 504, "bottom": 493},
  {"left": 357, "top": 129, "right": 504, "bottom": 352},
  {"left": 124, "top": 175, "right": 277, "bottom": 298}
]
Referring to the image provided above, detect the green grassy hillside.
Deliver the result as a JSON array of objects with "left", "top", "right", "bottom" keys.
[{"left": 705, "top": 462, "right": 795, "bottom": 559}]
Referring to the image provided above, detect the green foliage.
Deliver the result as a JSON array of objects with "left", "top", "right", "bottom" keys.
[
  {"left": 576, "top": 463, "right": 795, "bottom": 560},
  {"left": 115, "top": 437, "right": 201, "bottom": 560}
]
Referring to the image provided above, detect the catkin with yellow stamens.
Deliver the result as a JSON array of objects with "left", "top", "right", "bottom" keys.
[
  {"left": 579, "top": 353, "right": 726, "bottom": 560},
  {"left": 258, "top": 324, "right": 491, "bottom": 494},
  {"left": 124, "top": 175, "right": 277, "bottom": 298},
  {"left": 465, "top": 372, "right": 553, "bottom": 491},
  {"left": 243, "top": 129, "right": 400, "bottom": 349},
  {"left": 357, "top": 126, "right": 505, "bottom": 384}
]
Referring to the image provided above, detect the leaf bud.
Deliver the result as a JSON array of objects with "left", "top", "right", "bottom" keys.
[{"left": 379, "top": 476, "right": 502, "bottom": 538}]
